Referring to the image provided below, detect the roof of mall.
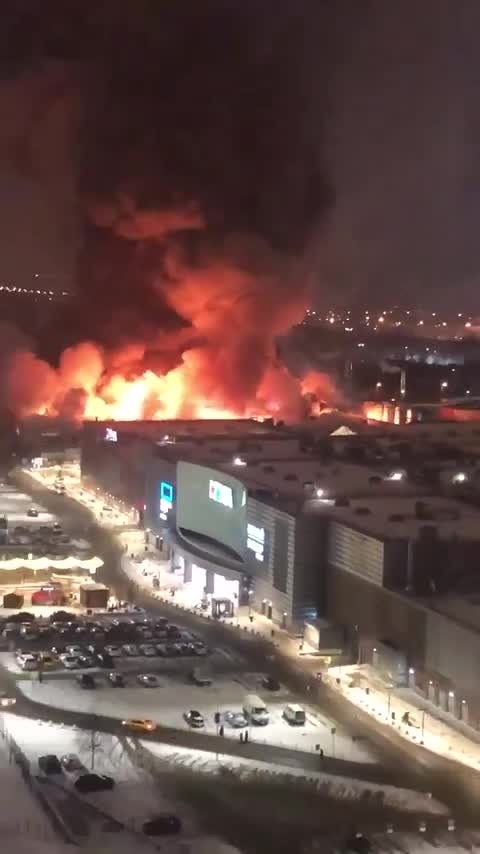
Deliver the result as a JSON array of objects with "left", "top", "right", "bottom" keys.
[{"left": 309, "top": 494, "right": 480, "bottom": 541}]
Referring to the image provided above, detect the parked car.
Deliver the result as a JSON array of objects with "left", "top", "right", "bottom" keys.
[
  {"left": 38, "top": 754, "right": 62, "bottom": 775},
  {"left": 86, "top": 643, "right": 101, "bottom": 656},
  {"left": 20, "top": 655, "right": 39, "bottom": 672},
  {"left": 122, "top": 644, "right": 139, "bottom": 656},
  {"left": 121, "top": 718, "right": 156, "bottom": 732},
  {"left": 77, "top": 655, "right": 96, "bottom": 669},
  {"left": 61, "top": 754, "right": 86, "bottom": 773},
  {"left": 66, "top": 645, "right": 83, "bottom": 657},
  {"left": 60, "top": 655, "right": 80, "bottom": 670},
  {"left": 283, "top": 704, "right": 306, "bottom": 726},
  {"left": 27, "top": 508, "right": 39, "bottom": 518},
  {"left": 137, "top": 674, "right": 159, "bottom": 688},
  {"left": 76, "top": 674, "right": 96, "bottom": 689},
  {"left": 139, "top": 644, "right": 156, "bottom": 657},
  {"left": 261, "top": 676, "right": 281, "bottom": 692},
  {"left": 224, "top": 710, "right": 247, "bottom": 728},
  {"left": 143, "top": 814, "right": 182, "bottom": 836},
  {"left": 184, "top": 710, "right": 205, "bottom": 728},
  {"left": 96, "top": 653, "right": 114, "bottom": 668},
  {"left": 190, "top": 669, "right": 212, "bottom": 687},
  {"left": 38, "top": 654, "right": 55, "bottom": 668},
  {"left": 74, "top": 773, "right": 114, "bottom": 793},
  {"left": 51, "top": 645, "right": 66, "bottom": 656},
  {"left": 193, "top": 642, "right": 207, "bottom": 656},
  {"left": 108, "top": 672, "right": 125, "bottom": 687},
  {"left": 104, "top": 645, "right": 122, "bottom": 658},
  {"left": 166, "top": 625, "right": 181, "bottom": 639}
]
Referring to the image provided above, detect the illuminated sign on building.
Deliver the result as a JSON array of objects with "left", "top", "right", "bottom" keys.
[
  {"left": 105, "top": 428, "right": 118, "bottom": 442},
  {"left": 209, "top": 479, "right": 233, "bottom": 509},
  {"left": 247, "top": 523, "right": 265, "bottom": 562},
  {"left": 160, "top": 481, "right": 174, "bottom": 521}
]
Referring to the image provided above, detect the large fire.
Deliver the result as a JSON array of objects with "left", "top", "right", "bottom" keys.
[{"left": 5, "top": 339, "right": 337, "bottom": 423}]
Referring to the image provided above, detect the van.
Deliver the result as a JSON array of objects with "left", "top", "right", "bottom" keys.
[
  {"left": 283, "top": 703, "right": 306, "bottom": 726},
  {"left": 190, "top": 669, "right": 212, "bottom": 687},
  {"left": 243, "top": 694, "right": 269, "bottom": 726}
]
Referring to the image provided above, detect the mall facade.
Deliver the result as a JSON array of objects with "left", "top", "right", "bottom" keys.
[{"left": 81, "top": 419, "right": 326, "bottom": 625}]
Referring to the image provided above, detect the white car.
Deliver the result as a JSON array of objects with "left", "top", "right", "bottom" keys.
[
  {"left": 66, "top": 645, "right": 83, "bottom": 657},
  {"left": 60, "top": 655, "right": 80, "bottom": 670},
  {"left": 105, "top": 645, "right": 122, "bottom": 658},
  {"left": 137, "top": 674, "right": 159, "bottom": 688},
  {"left": 122, "top": 644, "right": 139, "bottom": 656},
  {"left": 139, "top": 644, "right": 156, "bottom": 657}
]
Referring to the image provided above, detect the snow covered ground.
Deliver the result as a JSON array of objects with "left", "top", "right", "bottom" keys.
[
  {"left": 3, "top": 715, "right": 242, "bottom": 853},
  {"left": 0, "top": 734, "right": 70, "bottom": 854},
  {"left": 0, "top": 488, "right": 56, "bottom": 525},
  {"left": 139, "top": 740, "right": 447, "bottom": 816},
  {"left": 18, "top": 670, "right": 377, "bottom": 763}
]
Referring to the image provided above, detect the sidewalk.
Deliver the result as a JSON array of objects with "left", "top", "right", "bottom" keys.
[
  {"left": 118, "top": 529, "right": 322, "bottom": 663},
  {"left": 327, "top": 664, "right": 480, "bottom": 772}
]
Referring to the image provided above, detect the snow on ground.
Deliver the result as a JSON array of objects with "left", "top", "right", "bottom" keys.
[
  {"left": 140, "top": 740, "right": 447, "bottom": 816},
  {"left": 0, "top": 488, "right": 56, "bottom": 524},
  {"left": 0, "top": 732, "right": 70, "bottom": 853},
  {"left": 3, "top": 715, "right": 243, "bottom": 853},
  {"left": 18, "top": 671, "right": 377, "bottom": 763}
]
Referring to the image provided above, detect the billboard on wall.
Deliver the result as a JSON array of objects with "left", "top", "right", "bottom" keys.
[{"left": 176, "top": 461, "right": 247, "bottom": 560}]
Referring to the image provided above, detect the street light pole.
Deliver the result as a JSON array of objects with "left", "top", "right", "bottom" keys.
[
  {"left": 421, "top": 709, "right": 425, "bottom": 744},
  {"left": 387, "top": 690, "right": 391, "bottom": 720}
]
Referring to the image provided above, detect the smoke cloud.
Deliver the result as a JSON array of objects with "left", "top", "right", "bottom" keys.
[{"left": 0, "top": 1, "right": 336, "bottom": 422}]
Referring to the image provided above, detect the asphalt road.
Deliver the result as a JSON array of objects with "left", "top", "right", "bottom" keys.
[{"left": 11, "top": 467, "right": 480, "bottom": 822}]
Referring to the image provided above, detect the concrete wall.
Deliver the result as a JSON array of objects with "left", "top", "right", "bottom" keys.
[
  {"left": 247, "top": 497, "right": 295, "bottom": 622},
  {"left": 292, "top": 513, "right": 328, "bottom": 622},
  {"left": 326, "top": 567, "right": 427, "bottom": 664},
  {"left": 328, "top": 521, "right": 385, "bottom": 586},
  {"left": 425, "top": 610, "right": 480, "bottom": 699}
]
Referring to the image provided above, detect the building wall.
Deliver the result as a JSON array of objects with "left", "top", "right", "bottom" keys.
[
  {"left": 144, "top": 457, "right": 177, "bottom": 533},
  {"left": 326, "top": 566, "right": 427, "bottom": 664},
  {"left": 425, "top": 611, "right": 480, "bottom": 697},
  {"left": 247, "top": 497, "right": 295, "bottom": 621},
  {"left": 292, "top": 514, "right": 328, "bottom": 622},
  {"left": 81, "top": 432, "right": 151, "bottom": 510},
  {"left": 328, "top": 521, "right": 385, "bottom": 586}
]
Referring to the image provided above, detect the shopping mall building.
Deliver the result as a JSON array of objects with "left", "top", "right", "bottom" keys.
[
  {"left": 80, "top": 417, "right": 480, "bottom": 722},
  {"left": 81, "top": 419, "right": 328, "bottom": 625}
]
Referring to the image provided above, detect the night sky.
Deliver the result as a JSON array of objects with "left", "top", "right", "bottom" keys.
[{"left": 0, "top": 0, "right": 479, "bottom": 316}]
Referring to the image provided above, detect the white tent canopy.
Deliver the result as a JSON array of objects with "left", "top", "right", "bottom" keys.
[
  {"left": 0, "top": 556, "right": 103, "bottom": 572},
  {"left": 330, "top": 425, "right": 357, "bottom": 437}
]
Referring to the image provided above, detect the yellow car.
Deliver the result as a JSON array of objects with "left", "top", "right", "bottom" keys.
[{"left": 121, "top": 718, "right": 156, "bottom": 733}]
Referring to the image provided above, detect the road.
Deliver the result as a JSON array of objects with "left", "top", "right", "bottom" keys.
[{"left": 11, "top": 466, "right": 480, "bottom": 822}]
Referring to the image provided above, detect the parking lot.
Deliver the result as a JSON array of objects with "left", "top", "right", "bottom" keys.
[
  {"left": 0, "top": 606, "right": 375, "bottom": 763},
  {"left": 16, "top": 669, "right": 378, "bottom": 761},
  {"left": 0, "top": 485, "right": 56, "bottom": 528}
]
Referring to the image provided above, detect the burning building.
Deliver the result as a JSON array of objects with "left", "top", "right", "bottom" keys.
[{"left": 0, "top": 3, "right": 336, "bottom": 427}]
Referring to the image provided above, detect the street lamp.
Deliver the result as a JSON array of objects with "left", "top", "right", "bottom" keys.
[{"left": 421, "top": 709, "right": 426, "bottom": 744}]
